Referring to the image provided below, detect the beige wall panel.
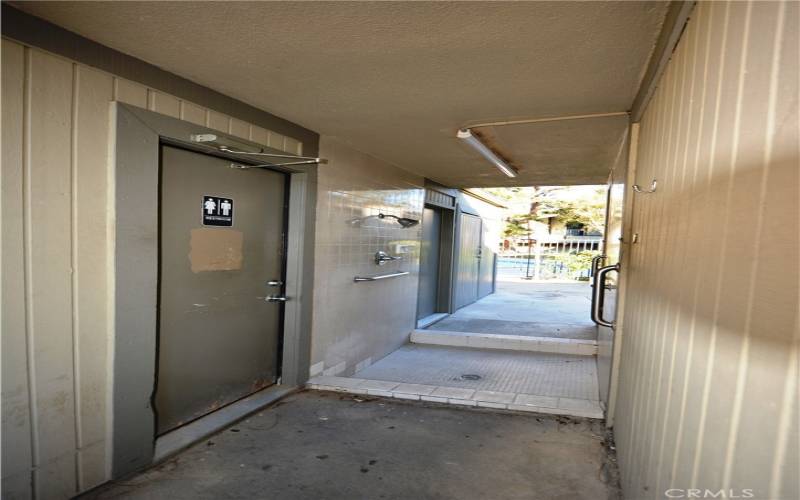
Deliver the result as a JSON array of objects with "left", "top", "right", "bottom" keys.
[
  {"left": 619, "top": 51, "right": 671, "bottom": 496},
  {"left": 249, "top": 125, "right": 269, "bottom": 145},
  {"left": 147, "top": 89, "right": 180, "bottom": 119},
  {"left": 285, "top": 136, "right": 302, "bottom": 156},
  {"left": 729, "top": 2, "right": 799, "bottom": 494},
  {"left": 1, "top": 38, "right": 308, "bottom": 499},
  {"left": 668, "top": 3, "right": 731, "bottom": 488},
  {"left": 1, "top": 39, "right": 34, "bottom": 500},
  {"left": 206, "top": 109, "right": 230, "bottom": 133},
  {"left": 692, "top": 3, "right": 768, "bottom": 488},
  {"left": 646, "top": 21, "right": 701, "bottom": 496},
  {"left": 636, "top": 45, "right": 683, "bottom": 494},
  {"left": 778, "top": 391, "right": 799, "bottom": 498},
  {"left": 228, "top": 117, "right": 250, "bottom": 139},
  {"left": 615, "top": 2, "right": 799, "bottom": 499},
  {"left": 73, "top": 64, "right": 113, "bottom": 490},
  {"left": 113, "top": 78, "right": 147, "bottom": 108},
  {"left": 268, "top": 131, "right": 286, "bottom": 151},
  {"left": 772, "top": 9, "right": 800, "bottom": 499},
  {"left": 26, "top": 49, "right": 78, "bottom": 499},
  {"left": 653, "top": 5, "right": 714, "bottom": 493},
  {"left": 179, "top": 101, "right": 206, "bottom": 126}
]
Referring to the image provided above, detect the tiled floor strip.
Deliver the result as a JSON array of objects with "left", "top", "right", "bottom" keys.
[{"left": 307, "top": 376, "right": 604, "bottom": 419}]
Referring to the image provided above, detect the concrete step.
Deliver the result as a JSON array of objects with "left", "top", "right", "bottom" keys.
[
  {"left": 307, "top": 375, "right": 604, "bottom": 419},
  {"left": 410, "top": 329, "right": 597, "bottom": 356}
]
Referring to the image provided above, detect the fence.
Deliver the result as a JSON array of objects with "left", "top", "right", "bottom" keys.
[{"left": 497, "top": 238, "right": 602, "bottom": 281}]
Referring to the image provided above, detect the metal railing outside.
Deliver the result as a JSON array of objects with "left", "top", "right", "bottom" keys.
[{"left": 497, "top": 238, "right": 602, "bottom": 281}]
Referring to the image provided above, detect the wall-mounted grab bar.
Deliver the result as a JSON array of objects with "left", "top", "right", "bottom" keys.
[
  {"left": 591, "top": 263, "right": 620, "bottom": 328},
  {"left": 353, "top": 271, "right": 410, "bottom": 283}
]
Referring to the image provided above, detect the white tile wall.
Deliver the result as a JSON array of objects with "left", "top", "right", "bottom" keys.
[{"left": 310, "top": 137, "right": 425, "bottom": 378}]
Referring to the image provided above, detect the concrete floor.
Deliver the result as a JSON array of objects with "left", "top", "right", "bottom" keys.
[
  {"left": 82, "top": 391, "right": 621, "bottom": 500},
  {"left": 429, "top": 281, "right": 596, "bottom": 341}
]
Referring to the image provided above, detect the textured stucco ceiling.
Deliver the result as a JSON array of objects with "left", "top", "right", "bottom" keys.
[
  {"left": 15, "top": 1, "right": 668, "bottom": 187},
  {"left": 469, "top": 114, "right": 631, "bottom": 187}
]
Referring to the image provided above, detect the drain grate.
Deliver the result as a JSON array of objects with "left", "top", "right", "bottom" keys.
[{"left": 460, "top": 374, "right": 482, "bottom": 381}]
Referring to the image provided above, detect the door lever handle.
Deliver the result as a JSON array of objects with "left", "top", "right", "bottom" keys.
[
  {"left": 266, "top": 295, "right": 288, "bottom": 302},
  {"left": 266, "top": 280, "right": 283, "bottom": 287}
]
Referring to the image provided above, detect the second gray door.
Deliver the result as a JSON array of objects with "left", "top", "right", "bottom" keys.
[
  {"left": 156, "top": 145, "right": 287, "bottom": 434},
  {"left": 454, "top": 213, "right": 482, "bottom": 309},
  {"left": 417, "top": 206, "right": 442, "bottom": 319}
]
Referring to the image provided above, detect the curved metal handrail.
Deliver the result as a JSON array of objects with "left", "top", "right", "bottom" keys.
[{"left": 591, "top": 263, "right": 620, "bottom": 327}]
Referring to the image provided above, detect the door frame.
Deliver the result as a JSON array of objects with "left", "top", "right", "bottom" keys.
[
  {"left": 415, "top": 203, "right": 456, "bottom": 321},
  {"left": 110, "top": 103, "right": 316, "bottom": 477},
  {"left": 155, "top": 143, "right": 290, "bottom": 435},
  {"left": 416, "top": 184, "right": 458, "bottom": 319}
]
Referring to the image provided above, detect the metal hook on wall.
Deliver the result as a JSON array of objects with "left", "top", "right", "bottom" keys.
[{"left": 632, "top": 179, "right": 657, "bottom": 194}]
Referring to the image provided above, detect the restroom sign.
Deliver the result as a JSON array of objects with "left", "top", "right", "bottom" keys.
[{"left": 202, "top": 195, "right": 234, "bottom": 227}]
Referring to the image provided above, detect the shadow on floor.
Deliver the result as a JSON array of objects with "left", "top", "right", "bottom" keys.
[{"left": 82, "top": 391, "right": 621, "bottom": 500}]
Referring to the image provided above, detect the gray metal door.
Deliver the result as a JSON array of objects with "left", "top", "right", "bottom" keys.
[
  {"left": 454, "top": 213, "right": 481, "bottom": 309},
  {"left": 477, "top": 240, "right": 495, "bottom": 299},
  {"left": 417, "top": 207, "right": 442, "bottom": 319},
  {"left": 156, "top": 145, "right": 286, "bottom": 434}
]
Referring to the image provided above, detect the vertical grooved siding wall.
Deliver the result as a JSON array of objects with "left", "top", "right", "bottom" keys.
[
  {"left": 1, "top": 39, "right": 306, "bottom": 499},
  {"left": 614, "top": 2, "right": 799, "bottom": 499}
]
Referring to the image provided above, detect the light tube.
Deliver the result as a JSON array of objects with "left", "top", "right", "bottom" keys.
[{"left": 457, "top": 128, "right": 518, "bottom": 178}]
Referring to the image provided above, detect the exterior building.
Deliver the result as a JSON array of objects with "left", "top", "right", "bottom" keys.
[{"left": 1, "top": 2, "right": 797, "bottom": 500}]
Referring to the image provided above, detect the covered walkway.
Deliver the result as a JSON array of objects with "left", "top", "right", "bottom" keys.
[{"left": 3, "top": 2, "right": 797, "bottom": 499}]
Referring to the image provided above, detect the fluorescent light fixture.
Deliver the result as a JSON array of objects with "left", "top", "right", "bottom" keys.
[{"left": 457, "top": 128, "right": 518, "bottom": 178}]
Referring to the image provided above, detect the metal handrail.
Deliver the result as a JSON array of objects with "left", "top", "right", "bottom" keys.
[
  {"left": 591, "top": 263, "right": 620, "bottom": 327},
  {"left": 353, "top": 271, "right": 409, "bottom": 283},
  {"left": 589, "top": 254, "right": 607, "bottom": 324},
  {"left": 590, "top": 254, "right": 606, "bottom": 278}
]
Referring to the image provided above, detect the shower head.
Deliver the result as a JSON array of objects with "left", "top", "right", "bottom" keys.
[
  {"left": 378, "top": 213, "right": 419, "bottom": 228},
  {"left": 346, "top": 213, "right": 419, "bottom": 228},
  {"left": 397, "top": 217, "right": 420, "bottom": 228}
]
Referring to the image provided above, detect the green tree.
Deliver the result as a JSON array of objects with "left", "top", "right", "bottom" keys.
[{"left": 499, "top": 185, "right": 606, "bottom": 238}]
